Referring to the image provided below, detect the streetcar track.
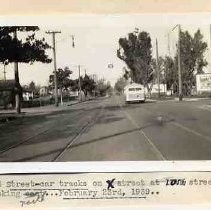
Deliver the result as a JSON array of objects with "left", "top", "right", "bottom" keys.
[
  {"left": 0, "top": 127, "right": 53, "bottom": 156},
  {"left": 52, "top": 122, "right": 92, "bottom": 162},
  {"left": 0, "top": 108, "right": 93, "bottom": 157},
  {"left": 52, "top": 102, "right": 107, "bottom": 162},
  {"left": 0, "top": 98, "right": 111, "bottom": 161}
]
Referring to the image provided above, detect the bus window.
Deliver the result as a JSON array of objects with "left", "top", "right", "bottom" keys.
[
  {"left": 135, "top": 88, "right": 142, "bottom": 91},
  {"left": 128, "top": 88, "right": 135, "bottom": 91}
]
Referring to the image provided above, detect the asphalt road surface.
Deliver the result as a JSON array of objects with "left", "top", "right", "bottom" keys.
[{"left": 0, "top": 95, "right": 211, "bottom": 161}]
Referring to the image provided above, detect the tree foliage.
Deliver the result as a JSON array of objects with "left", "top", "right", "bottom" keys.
[
  {"left": 117, "top": 31, "right": 154, "bottom": 90},
  {"left": 114, "top": 76, "right": 127, "bottom": 93},
  {"left": 28, "top": 81, "right": 39, "bottom": 95},
  {"left": 0, "top": 26, "right": 52, "bottom": 113},
  {"left": 49, "top": 70, "right": 96, "bottom": 98},
  {"left": 174, "top": 29, "right": 208, "bottom": 95},
  {"left": 49, "top": 67, "right": 73, "bottom": 90},
  {"left": 162, "top": 56, "right": 177, "bottom": 90},
  {"left": 96, "top": 79, "right": 112, "bottom": 96},
  {"left": 81, "top": 74, "right": 96, "bottom": 96},
  {"left": 22, "top": 81, "right": 40, "bottom": 96},
  {"left": 0, "top": 26, "right": 52, "bottom": 64}
]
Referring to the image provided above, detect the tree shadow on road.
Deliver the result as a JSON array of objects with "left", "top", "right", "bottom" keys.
[
  {"left": 0, "top": 107, "right": 127, "bottom": 155},
  {"left": 9, "top": 118, "right": 176, "bottom": 162},
  {"left": 11, "top": 123, "right": 153, "bottom": 162}
]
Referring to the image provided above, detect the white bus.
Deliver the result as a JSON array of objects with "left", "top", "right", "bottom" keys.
[{"left": 124, "top": 83, "right": 146, "bottom": 103}]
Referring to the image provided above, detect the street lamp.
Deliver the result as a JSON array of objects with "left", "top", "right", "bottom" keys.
[
  {"left": 71, "top": 35, "right": 75, "bottom": 48},
  {"left": 134, "top": 27, "right": 139, "bottom": 35}
]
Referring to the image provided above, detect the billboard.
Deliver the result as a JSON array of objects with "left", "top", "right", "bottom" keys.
[{"left": 196, "top": 74, "right": 211, "bottom": 92}]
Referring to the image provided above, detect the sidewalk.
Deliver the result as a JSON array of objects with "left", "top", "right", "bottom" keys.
[
  {"left": 173, "top": 97, "right": 211, "bottom": 102},
  {"left": 148, "top": 96, "right": 211, "bottom": 103},
  {"left": 0, "top": 100, "right": 79, "bottom": 124}
]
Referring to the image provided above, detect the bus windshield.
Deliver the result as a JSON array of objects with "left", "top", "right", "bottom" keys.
[
  {"left": 128, "top": 87, "right": 142, "bottom": 92},
  {"left": 128, "top": 88, "right": 135, "bottom": 91}
]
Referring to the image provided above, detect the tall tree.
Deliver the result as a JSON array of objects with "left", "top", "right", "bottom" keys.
[
  {"left": 81, "top": 74, "right": 96, "bottom": 97},
  {"left": 49, "top": 66, "right": 72, "bottom": 104},
  {"left": 0, "top": 26, "right": 51, "bottom": 113},
  {"left": 28, "top": 81, "right": 40, "bottom": 96},
  {"left": 175, "top": 29, "right": 208, "bottom": 95},
  {"left": 29, "top": 81, "right": 36, "bottom": 92},
  {"left": 95, "top": 79, "right": 112, "bottom": 96},
  {"left": 117, "top": 31, "right": 154, "bottom": 91},
  {"left": 163, "top": 56, "right": 177, "bottom": 91}
]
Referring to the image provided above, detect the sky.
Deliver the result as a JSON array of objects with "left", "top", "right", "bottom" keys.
[{"left": 0, "top": 14, "right": 211, "bottom": 86}]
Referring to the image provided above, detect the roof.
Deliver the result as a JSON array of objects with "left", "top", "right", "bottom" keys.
[
  {"left": 22, "top": 89, "right": 33, "bottom": 93},
  {"left": 124, "top": 83, "right": 144, "bottom": 89}
]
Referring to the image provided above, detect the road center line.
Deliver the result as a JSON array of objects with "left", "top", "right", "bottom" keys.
[
  {"left": 140, "top": 106, "right": 211, "bottom": 143},
  {"left": 171, "top": 121, "right": 211, "bottom": 143},
  {"left": 116, "top": 97, "right": 166, "bottom": 160},
  {"left": 123, "top": 110, "right": 166, "bottom": 160}
]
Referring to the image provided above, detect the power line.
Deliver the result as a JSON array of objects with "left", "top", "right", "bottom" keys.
[{"left": 167, "top": 33, "right": 171, "bottom": 56}]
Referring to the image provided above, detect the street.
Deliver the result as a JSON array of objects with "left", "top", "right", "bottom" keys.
[{"left": 0, "top": 95, "right": 211, "bottom": 161}]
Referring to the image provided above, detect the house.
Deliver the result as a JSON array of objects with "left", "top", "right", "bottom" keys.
[
  {"left": 0, "top": 80, "right": 21, "bottom": 108},
  {"left": 39, "top": 86, "right": 49, "bottom": 96},
  {"left": 22, "top": 89, "right": 34, "bottom": 101},
  {"left": 0, "top": 79, "right": 17, "bottom": 91}
]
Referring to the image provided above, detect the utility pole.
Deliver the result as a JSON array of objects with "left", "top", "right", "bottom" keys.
[
  {"left": 177, "top": 24, "right": 183, "bottom": 101},
  {"left": 78, "top": 65, "right": 82, "bottom": 102},
  {"left": 210, "top": 25, "right": 211, "bottom": 49},
  {"left": 167, "top": 33, "right": 171, "bottom": 56},
  {"left": 209, "top": 24, "right": 211, "bottom": 64},
  {"left": 14, "top": 30, "right": 21, "bottom": 114},
  {"left": 156, "top": 38, "right": 160, "bottom": 99},
  {"left": 46, "top": 30, "right": 61, "bottom": 107},
  {"left": 170, "top": 24, "right": 183, "bottom": 101}
]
